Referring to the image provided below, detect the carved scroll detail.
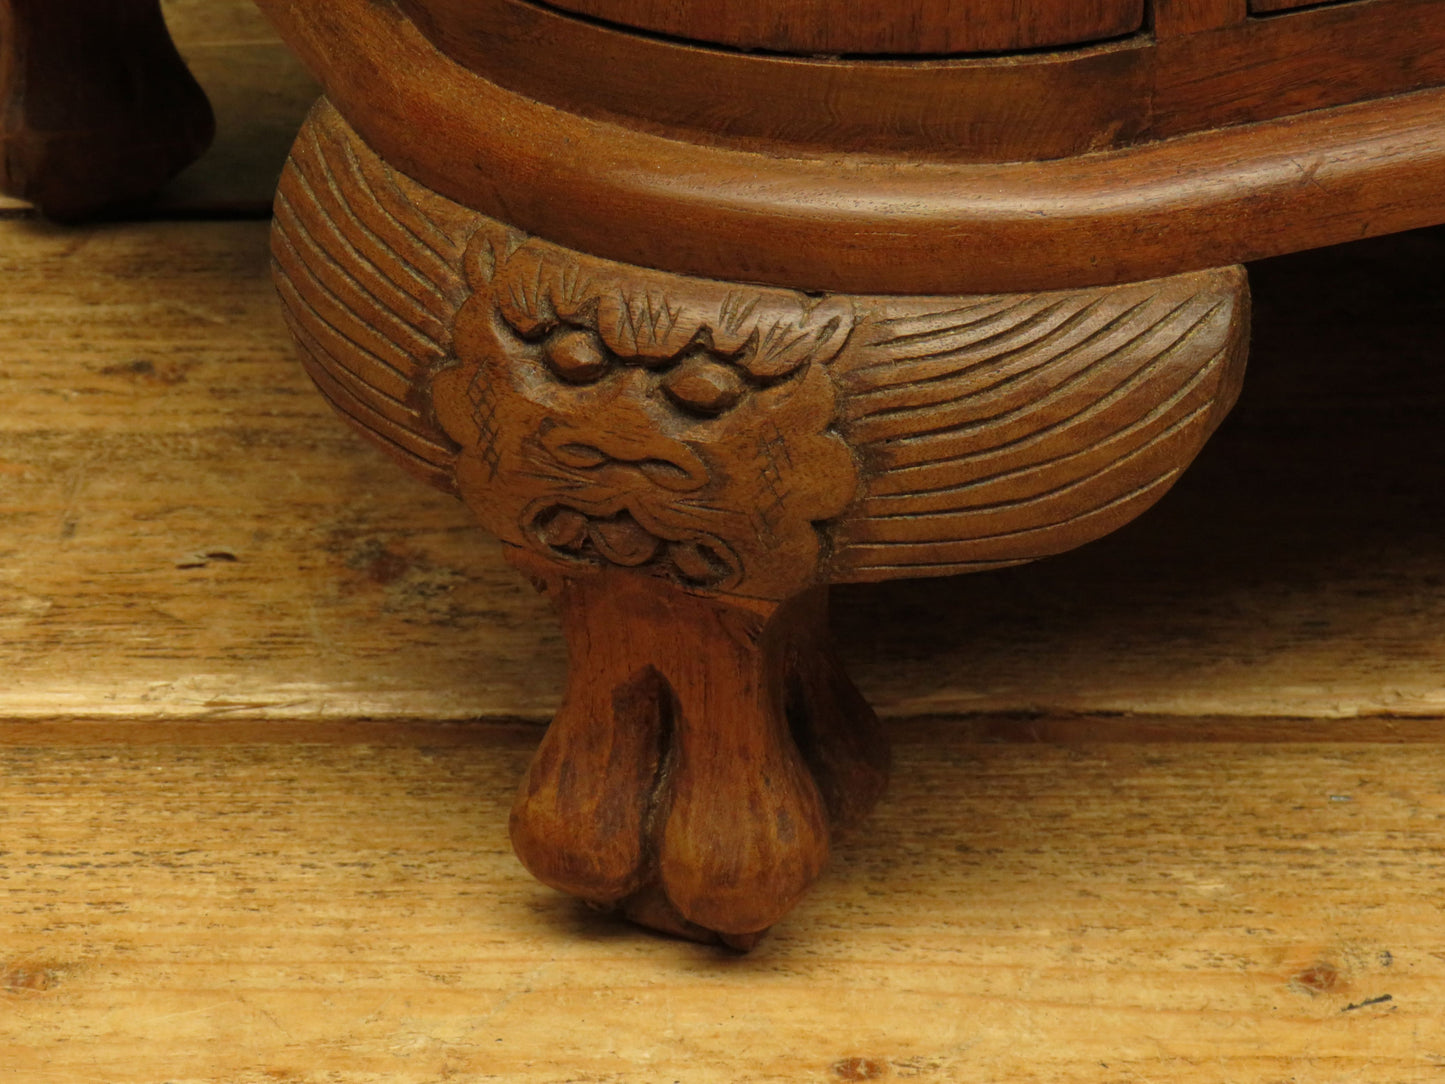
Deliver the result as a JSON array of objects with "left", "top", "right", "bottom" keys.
[
  {"left": 831, "top": 272, "right": 1250, "bottom": 580},
  {"left": 271, "top": 104, "right": 473, "bottom": 493},
  {"left": 274, "top": 101, "right": 859, "bottom": 600}
]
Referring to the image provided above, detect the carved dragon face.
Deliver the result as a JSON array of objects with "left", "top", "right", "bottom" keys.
[{"left": 432, "top": 229, "right": 859, "bottom": 598}]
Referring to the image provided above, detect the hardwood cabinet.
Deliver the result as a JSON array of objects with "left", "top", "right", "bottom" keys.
[
  {"left": 251, "top": 0, "right": 1445, "bottom": 945},
  {"left": 5, "top": 0, "right": 1443, "bottom": 946}
]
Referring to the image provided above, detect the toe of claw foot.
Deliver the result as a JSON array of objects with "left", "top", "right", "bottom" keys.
[{"left": 508, "top": 572, "right": 888, "bottom": 947}]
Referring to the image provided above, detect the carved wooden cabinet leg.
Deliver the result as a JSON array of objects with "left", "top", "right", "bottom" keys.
[
  {"left": 270, "top": 100, "right": 1251, "bottom": 943},
  {"left": 0, "top": 0, "right": 213, "bottom": 218},
  {"left": 508, "top": 559, "right": 886, "bottom": 946}
]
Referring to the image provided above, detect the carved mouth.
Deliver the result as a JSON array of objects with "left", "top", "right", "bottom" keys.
[{"left": 532, "top": 505, "right": 737, "bottom": 588}]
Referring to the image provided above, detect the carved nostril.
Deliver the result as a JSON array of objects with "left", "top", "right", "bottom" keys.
[
  {"left": 638, "top": 458, "right": 702, "bottom": 491},
  {"left": 669, "top": 540, "right": 734, "bottom": 586},
  {"left": 552, "top": 442, "right": 609, "bottom": 469},
  {"left": 541, "top": 428, "right": 708, "bottom": 492}
]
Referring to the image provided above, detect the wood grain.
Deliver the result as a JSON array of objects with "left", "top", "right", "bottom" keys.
[
  {"left": 1252, "top": 0, "right": 1353, "bottom": 10},
  {"left": 0, "top": 217, "right": 559, "bottom": 722},
  {"left": 150, "top": 0, "right": 320, "bottom": 215},
  {"left": 270, "top": 104, "right": 892, "bottom": 935},
  {"left": 255, "top": 0, "right": 1445, "bottom": 294},
  {"left": 1152, "top": 0, "right": 1248, "bottom": 36},
  {"left": 3, "top": 722, "right": 1444, "bottom": 1082},
  {"left": 399, "top": 0, "right": 1154, "bottom": 161},
  {"left": 2, "top": 217, "right": 1443, "bottom": 724},
  {"left": 531, "top": 0, "right": 1145, "bottom": 54},
  {"left": 1153, "top": 0, "right": 1445, "bottom": 140},
  {"left": 834, "top": 269, "right": 1248, "bottom": 580},
  {"left": 266, "top": 103, "right": 1254, "bottom": 935},
  {"left": 2, "top": 6, "right": 1443, "bottom": 1070},
  {"left": 270, "top": 106, "right": 473, "bottom": 494},
  {"left": 273, "top": 102, "right": 863, "bottom": 600},
  {"left": 507, "top": 568, "right": 887, "bottom": 943},
  {"left": 397, "top": 0, "right": 1445, "bottom": 167}
]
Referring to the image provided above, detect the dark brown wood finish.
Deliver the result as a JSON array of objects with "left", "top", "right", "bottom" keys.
[
  {"left": 400, "top": 0, "right": 1445, "bottom": 163},
  {"left": 269, "top": 101, "right": 1251, "bottom": 939},
  {"left": 252, "top": 0, "right": 1445, "bottom": 294},
  {"left": 1154, "top": 0, "right": 1445, "bottom": 138},
  {"left": 244, "top": 0, "right": 1445, "bottom": 944},
  {"left": 492, "top": 0, "right": 1145, "bottom": 54},
  {"left": 399, "top": 0, "right": 1152, "bottom": 161},
  {"left": 0, "top": 0, "right": 213, "bottom": 218},
  {"left": 1152, "top": 0, "right": 1248, "bottom": 35},
  {"left": 1251, "top": 0, "right": 1355, "bottom": 10}
]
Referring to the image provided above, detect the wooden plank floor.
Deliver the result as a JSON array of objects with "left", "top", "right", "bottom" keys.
[
  {"left": 3, "top": 4, "right": 1445, "bottom": 1079},
  {"left": 4, "top": 723, "right": 1444, "bottom": 1083}
]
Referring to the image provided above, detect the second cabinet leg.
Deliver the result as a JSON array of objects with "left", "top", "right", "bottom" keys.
[{"left": 0, "top": 0, "right": 213, "bottom": 217}]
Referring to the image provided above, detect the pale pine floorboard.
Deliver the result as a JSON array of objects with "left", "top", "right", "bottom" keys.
[{"left": 1, "top": 3, "right": 1443, "bottom": 1080}]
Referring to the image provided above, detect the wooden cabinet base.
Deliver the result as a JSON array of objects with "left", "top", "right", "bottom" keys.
[{"left": 270, "top": 100, "right": 1250, "bottom": 941}]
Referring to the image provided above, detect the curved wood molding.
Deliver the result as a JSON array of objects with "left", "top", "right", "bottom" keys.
[
  {"left": 256, "top": 0, "right": 1445, "bottom": 294},
  {"left": 533, "top": 0, "right": 1144, "bottom": 55},
  {"left": 397, "top": 0, "right": 1151, "bottom": 161},
  {"left": 396, "top": 0, "right": 1445, "bottom": 163}
]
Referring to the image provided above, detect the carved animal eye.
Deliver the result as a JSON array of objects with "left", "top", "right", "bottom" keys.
[
  {"left": 661, "top": 354, "right": 745, "bottom": 416},
  {"left": 543, "top": 327, "right": 610, "bottom": 383}
]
